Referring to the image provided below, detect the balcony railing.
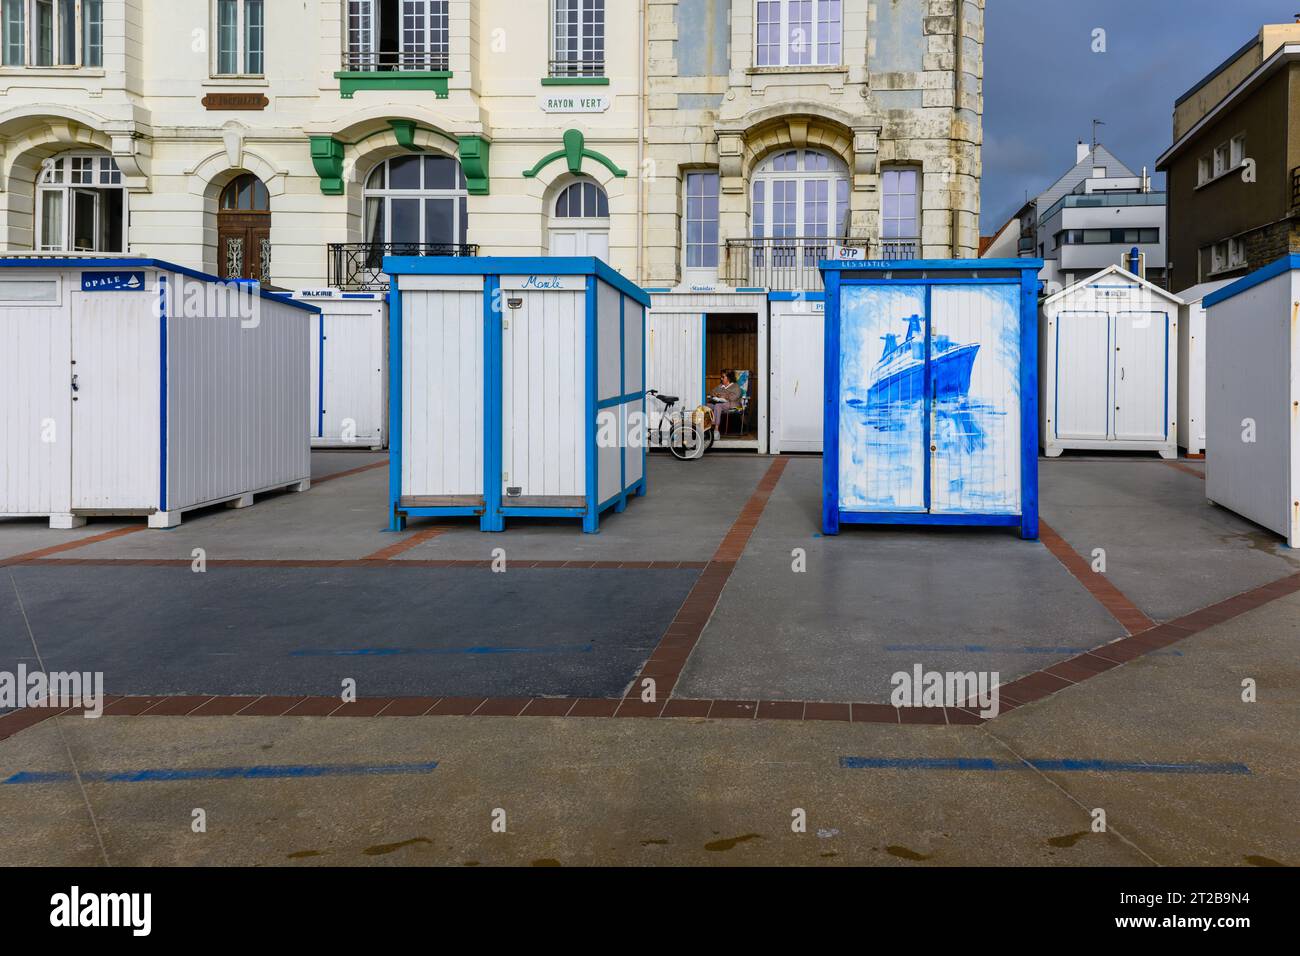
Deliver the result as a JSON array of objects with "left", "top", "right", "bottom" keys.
[
  {"left": 328, "top": 242, "right": 478, "bottom": 291},
  {"left": 341, "top": 49, "right": 450, "bottom": 72},
  {"left": 721, "top": 237, "right": 890, "bottom": 291},
  {"left": 548, "top": 58, "right": 605, "bottom": 78},
  {"left": 1292, "top": 165, "right": 1300, "bottom": 209}
]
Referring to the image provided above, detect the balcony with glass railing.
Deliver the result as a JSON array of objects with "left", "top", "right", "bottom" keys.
[{"left": 1038, "top": 192, "right": 1166, "bottom": 226}]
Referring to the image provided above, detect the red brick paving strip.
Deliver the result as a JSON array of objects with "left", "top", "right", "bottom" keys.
[
  {"left": 1163, "top": 460, "right": 1207, "bottom": 481},
  {"left": 626, "top": 457, "right": 792, "bottom": 703},
  {"left": 1038, "top": 520, "right": 1156, "bottom": 635},
  {"left": 313, "top": 459, "right": 390, "bottom": 485},
  {"left": 0, "top": 526, "right": 145, "bottom": 569},
  {"left": 362, "top": 525, "right": 449, "bottom": 561}
]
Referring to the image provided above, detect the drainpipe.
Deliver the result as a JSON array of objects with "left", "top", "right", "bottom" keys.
[
  {"left": 1129, "top": 245, "right": 1142, "bottom": 278},
  {"left": 637, "top": 0, "right": 646, "bottom": 283},
  {"left": 951, "top": 2, "right": 963, "bottom": 258}
]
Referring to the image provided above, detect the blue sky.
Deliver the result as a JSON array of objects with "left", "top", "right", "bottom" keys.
[{"left": 981, "top": 0, "right": 1288, "bottom": 232}]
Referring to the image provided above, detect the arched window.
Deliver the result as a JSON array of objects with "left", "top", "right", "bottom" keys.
[
  {"left": 554, "top": 181, "right": 609, "bottom": 219},
  {"left": 364, "top": 154, "right": 468, "bottom": 249},
  {"left": 218, "top": 173, "right": 272, "bottom": 282},
  {"left": 751, "top": 148, "right": 849, "bottom": 241},
  {"left": 548, "top": 180, "right": 609, "bottom": 258},
  {"left": 36, "top": 152, "right": 126, "bottom": 253}
]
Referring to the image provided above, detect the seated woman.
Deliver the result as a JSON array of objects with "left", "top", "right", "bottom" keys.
[{"left": 708, "top": 369, "right": 742, "bottom": 433}]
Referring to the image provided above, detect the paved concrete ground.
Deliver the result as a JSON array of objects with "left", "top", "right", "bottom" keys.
[
  {"left": 0, "top": 589, "right": 1294, "bottom": 866},
  {"left": 1, "top": 450, "right": 1296, "bottom": 865}
]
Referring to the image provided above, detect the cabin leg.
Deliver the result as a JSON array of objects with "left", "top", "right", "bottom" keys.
[
  {"left": 1044, "top": 446, "right": 1064, "bottom": 458},
  {"left": 289, "top": 478, "right": 312, "bottom": 493},
  {"left": 49, "top": 514, "right": 87, "bottom": 530},
  {"left": 480, "top": 512, "right": 505, "bottom": 533},
  {"left": 226, "top": 493, "right": 255, "bottom": 510},
  {"left": 614, "top": 494, "right": 628, "bottom": 514},
  {"left": 148, "top": 510, "right": 183, "bottom": 530},
  {"left": 635, "top": 479, "right": 647, "bottom": 498},
  {"left": 582, "top": 511, "right": 600, "bottom": 535},
  {"left": 1157, "top": 447, "right": 1176, "bottom": 460}
]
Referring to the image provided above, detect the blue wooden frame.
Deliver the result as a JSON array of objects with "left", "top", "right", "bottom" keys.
[
  {"left": 384, "top": 257, "right": 651, "bottom": 534},
  {"left": 820, "top": 259, "right": 1043, "bottom": 540}
]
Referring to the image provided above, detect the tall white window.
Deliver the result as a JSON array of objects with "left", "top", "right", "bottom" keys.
[
  {"left": 215, "top": 0, "right": 264, "bottom": 76},
  {"left": 346, "top": 0, "right": 448, "bottom": 71},
  {"left": 751, "top": 149, "right": 849, "bottom": 240},
  {"left": 881, "top": 166, "right": 919, "bottom": 257},
  {"left": 552, "top": 0, "right": 604, "bottom": 77},
  {"left": 685, "top": 171, "right": 720, "bottom": 269},
  {"left": 364, "top": 154, "right": 468, "bottom": 249},
  {"left": 36, "top": 152, "right": 126, "bottom": 253},
  {"left": 755, "top": 0, "right": 841, "bottom": 67},
  {"left": 1, "top": 0, "right": 101, "bottom": 67}
]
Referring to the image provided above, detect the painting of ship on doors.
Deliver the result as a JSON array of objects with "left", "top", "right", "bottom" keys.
[{"left": 838, "top": 282, "right": 1023, "bottom": 515}]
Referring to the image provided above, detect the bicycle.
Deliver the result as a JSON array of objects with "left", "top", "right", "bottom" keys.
[{"left": 647, "top": 389, "right": 715, "bottom": 461}]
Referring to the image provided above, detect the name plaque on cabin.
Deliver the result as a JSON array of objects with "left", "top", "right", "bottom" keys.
[{"left": 202, "top": 93, "right": 270, "bottom": 111}]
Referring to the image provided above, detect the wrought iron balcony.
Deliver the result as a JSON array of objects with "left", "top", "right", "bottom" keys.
[
  {"left": 548, "top": 58, "right": 605, "bottom": 78},
  {"left": 341, "top": 50, "right": 450, "bottom": 72},
  {"left": 721, "top": 236, "right": 877, "bottom": 291},
  {"left": 1292, "top": 165, "right": 1300, "bottom": 209},
  {"left": 327, "top": 242, "right": 478, "bottom": 291},
  {"left": 880, "top": 238, "right": 920, "bottom": 260}
]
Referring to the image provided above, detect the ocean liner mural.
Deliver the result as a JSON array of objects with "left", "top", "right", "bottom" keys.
[{"left": 839, "top": 284, "right": 1022, "bottom": 514}]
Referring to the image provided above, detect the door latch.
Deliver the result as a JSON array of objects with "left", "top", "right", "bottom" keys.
[{"left": 71, "top": 374, "right": 79, "bottom": 393}]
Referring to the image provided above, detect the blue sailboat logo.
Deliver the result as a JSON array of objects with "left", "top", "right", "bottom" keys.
[{"left": 867, "top": 314, "right": 979, "bottom": 405}]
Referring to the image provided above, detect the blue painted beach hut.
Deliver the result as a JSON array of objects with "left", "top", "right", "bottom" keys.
[
  {"left": 383, "top": 256, "right": 650, "bottom": 534},
  {"left": 820, "top": 259, "right": 1044, "bottom": 539}
]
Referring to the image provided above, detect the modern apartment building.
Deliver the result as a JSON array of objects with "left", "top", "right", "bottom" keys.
[
  {"left": 982, "top": 141, "right": 1166, "bottom": 291},
  {"left": 0, "top": 0, "right": 983, "bottom": 451},
  {"left": 1155, "top": 19, "right": 1300, "bottom": 291}
]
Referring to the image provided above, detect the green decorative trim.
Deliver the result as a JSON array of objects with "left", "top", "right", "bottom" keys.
[
  {"left": 522, "top": 129, "right": 628, "bottom": 180},
  {"left": 334, "top": 70, "right": 451, "bottom": 100},
  {"left": 457, "top": 135, "right": 491, "bottom": 195},
  {"left": 390, "top": 120, "right": 421, "bottom": 151},
  {"left": 309, "top": 136, "right": 345, "bottom": 196},
  {"left": 540, "top": 76, "right": 610, "bottom": 86}
]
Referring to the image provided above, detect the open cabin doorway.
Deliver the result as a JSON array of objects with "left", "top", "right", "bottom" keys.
[{"left": 705, "top": 312, "right": 760, "bottom": 449}]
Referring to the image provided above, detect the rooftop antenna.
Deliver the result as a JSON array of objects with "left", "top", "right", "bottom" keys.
[{"left": 1091, "top": 118, "right": 1106, "bottom": 150}]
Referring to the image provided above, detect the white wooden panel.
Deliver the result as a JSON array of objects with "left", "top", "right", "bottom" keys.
[
  {"left": 309, "top": 312, "right": 322, "bottom": 438},
  {"left": 165, "top": 288, "right": 311, "bottom": 512},
  {"left": 623, "top": 398, "right": 644, "bottom": 486},
  {"left": 623, "top": 301, "right": 644, "bottom": 394},
  {"left": 502, "top": 290, "right": 584, "bottom": 499},
  {"left": 649, "top": 292, "right": 768, "bottom": 312},
  {"left": 1052, "top": 312, "right": 1110, "bottom": 440},
  {"left": 770, "top": 305, "right": 824, "bottom": 453},
  {"left": 1206, "top": 274, "right": 1293, "bottom": 540},
  {"left": 71, "top": 290, "right": 159, "bottom": 510},
  {"left": 403, "top": 289, "right": 484, "bottom": 498},
  {"left": 646, "top": 311, "right": 704, "bottom": 412},
  {"left": 1113, "top": 311, "right": 1170, "bottom": 442},
  {"left": 319, "top": 300, "right": 386, "bottom": 446},
  {"left": 598, "top": 407, "right": 620, "bottom": 503},
  {"left": 929, "top": 285, "right": 1021, "bottom": 515},
  {"left": 397, "top": 275, "right": 482, "bottom": 292},
  {"left": 1178, "top": 303, "right": 1206, "bottom": 455},
  {"left": 0, "top": 293, "right": 72, "bottom": 516},
  {"left": 597, "top": 279, "right": 621, "bottom": 401}
]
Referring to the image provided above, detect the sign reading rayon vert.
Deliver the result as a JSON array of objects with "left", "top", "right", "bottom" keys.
[
  {"left": 538, "top": 93, "right": 610, "bottom": 113},
  {"left": 81, "top": 271, "right": 146, "bottom": 293}
]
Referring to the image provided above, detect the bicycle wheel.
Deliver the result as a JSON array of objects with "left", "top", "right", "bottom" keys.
[{"left": 669, "top": 423, "right": 705, "bottom": 460}]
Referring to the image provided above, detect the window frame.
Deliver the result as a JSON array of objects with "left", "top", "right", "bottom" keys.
[
  {"left": 0, "top": 0, "right": 102, "bottom": 69},
  {"left": 750, "top": 148, "right": 851, "bottom": 241},
  {"left": 35, "top": 151, "right": 127, "bottom": 253},
  {"left": 551, "top": 0, "right": 605, "bottom": 78},
  {"left": 754, "top": 0, "right": 843, "bottom": 69},
  {"left": 880, "top": 165, "right": 921, "bottom": 243},
  {"left": 683, "top": 169, "right": 720, "bottom": 271},
  {"left": 213, "top": 0, "right": 265, "bottom": 78},
  {"left": 362, "top": 153, "right": 469, "bottom": 248}
]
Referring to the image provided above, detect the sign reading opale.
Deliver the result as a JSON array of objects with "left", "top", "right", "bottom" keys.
[
  {"left": 81, "top": 271, "right": 146, "bottom": 293},
  {"left": 538, "top": 93, "right": 610, "bottom": 114}
]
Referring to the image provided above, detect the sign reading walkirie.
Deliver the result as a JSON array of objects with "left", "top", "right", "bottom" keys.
[{"left": 539, "top": 93, "right": 610, "bottom": 114}]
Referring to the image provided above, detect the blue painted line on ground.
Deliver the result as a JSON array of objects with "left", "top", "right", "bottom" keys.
[
  {"left": 3, "top": 761, "right": 439, "bottom": 785},
  {"left": 839, "top": 757, "right": 1249, "bottom": 775},
  {"left": 883, "top": 644, "right": 1184, "bottom": 657},
  {"left": 290, "top": 644, "right": 595, "bottom": 657}
]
